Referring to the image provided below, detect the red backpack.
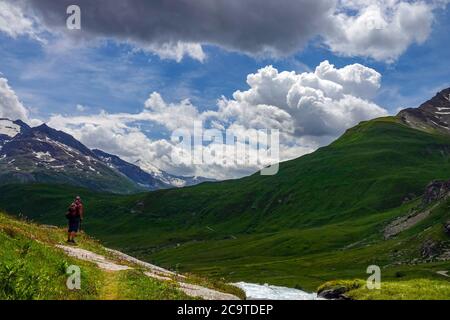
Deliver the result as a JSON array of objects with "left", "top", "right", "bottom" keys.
[{"left": 65, "top": 203, "right": 77, "bottom": 219}]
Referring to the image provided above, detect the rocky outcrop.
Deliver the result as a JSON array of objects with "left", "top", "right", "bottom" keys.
[
  {"left": 397, "top": 88, "right": 450, "bottom": 134},
  {"left": 421, "top": 240, "right": 441, "bottom": 260},
  {"left": 422, "top": 180, "right": 450, "bottom": 206},
  {"left": 384, "top": 181, "right": 450, "bottom": 239},
  {"left": 444, "top": 221, "right": 450, "bottom": 236},
  {"left": 318, "top": 287, "right": 351, "bottom": 300}
]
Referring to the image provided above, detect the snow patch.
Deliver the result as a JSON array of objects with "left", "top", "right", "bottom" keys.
[
  {"left": 0, "top": 119, "right": 20, "bottom": 137},
  {"left": 33, "top": 151, "right": 56, "bottom": 162}
]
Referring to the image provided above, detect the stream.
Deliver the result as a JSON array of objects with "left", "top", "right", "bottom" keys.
[{"left": 233, "top": 282, "right": 322, "bottom": 300}]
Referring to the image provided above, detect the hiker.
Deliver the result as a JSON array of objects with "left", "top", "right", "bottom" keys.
[{"left": 66, "top": 196, "right": 84, "bottom": 244}]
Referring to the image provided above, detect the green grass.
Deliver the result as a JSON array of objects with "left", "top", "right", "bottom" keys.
[
  {"left": 115, "top": 270, "right": 192, "bottom": 300},
  {"left": 1, "top": 116, "right": 450, "bottom": 298},
  {"left": 0, "top": 212, "right": 224, "bottom": 300},
  {"left": 318, "top": 279, "right": 450, "bottom": 300},
  {"left": 0, "top": 213, "right": 103, "bottom": 299}
]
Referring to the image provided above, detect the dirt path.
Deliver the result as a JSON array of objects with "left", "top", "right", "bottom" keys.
[
  {"left": 57, "top": 245, "right": 132, "bottom": 271},
  {"left": 105, "top": 248, "right": 179, "bottom": 280},
  {"left": 56, "top": 245, "right": 240, "bottom": 300}
]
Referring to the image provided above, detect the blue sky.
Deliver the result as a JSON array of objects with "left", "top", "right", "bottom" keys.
[{"left": 0, "top": 0, "right": 449, "bottom": 178}]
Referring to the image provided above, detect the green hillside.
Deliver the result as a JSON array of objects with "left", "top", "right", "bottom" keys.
[
  {"left": 1, "top": 116, "right": 450, "bottom": 294},
  {"left": 0, "top": 212, "right": 192, "bottom": 300},
  {"left": 0, "top": 211, "right": 244, "bottom": 300}
]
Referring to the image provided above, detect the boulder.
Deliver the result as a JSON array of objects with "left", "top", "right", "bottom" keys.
[
  {"left": 422, "top": 180, "right": 450, "bottom": 205},
  {"left": 421, "top": 239, "right": 440, "bottom": 259},
  {"left": 317, "top": 286, "right": 351, "bottom": 300}
]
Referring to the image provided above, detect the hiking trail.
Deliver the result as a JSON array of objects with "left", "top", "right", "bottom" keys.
[{"left": 56, "top": 245, "right": 240, "bottom": 300}]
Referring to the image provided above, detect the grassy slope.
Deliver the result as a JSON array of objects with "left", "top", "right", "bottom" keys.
[
  {"left": 0, "top": 211, "right": 194, "bottom": 300},
  {"left": 1, "top": 117, "right": 450, "bottom": 295},
  {"left": 318, "top": 279, "right": 450, "bottom": 300}
]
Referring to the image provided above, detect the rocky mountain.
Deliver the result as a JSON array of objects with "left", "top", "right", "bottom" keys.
[
  {"left": 398, "top": 88, "right": 450, "bottom": 133},
  {"left": 0, "top": 119, "right": 213, "bottom": 193},
  {"left": 93, "top": 149, "right": 214, "bottom": 190},
  {"left": 0, "top": 122, "right": 141, "bottom": 193},
  {"left": 133, "top": 158, "right": 215, "bottom": 188},
  {"left": 92, "top": 149, "right": 171, "bottom": 190}
]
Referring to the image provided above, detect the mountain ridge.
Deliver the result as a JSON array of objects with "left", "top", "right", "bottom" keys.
[
  {"left": 398, "top": 88, "right": 450, "bottom": 133},
  {"left": 0, "top": 119, "right": 211, "bottom": 193},
  {"left": 0, "top": 121, "right": 140, "bottom": 194},
  {"left": 92, "top": 149, "right": 171, "bottom": 190},
  {"left": 93, "top": 149, "right": 215, "bottom": 189}
]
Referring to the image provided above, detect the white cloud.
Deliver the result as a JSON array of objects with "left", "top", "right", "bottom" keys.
[
  {"left": 0, "top": 77, "right": 29, "bottom": 121},
  {"left": 0, "top": 1, "right": 37, "bottom": 39},
  {"left": 314, "top": 60, "right": 381, "bottom": 99},
  {"left": 325, "top": 0, "right": 437, "bottom": 61},
  {"left": 47, "top": 61, "right": 388, "bottom": 179},
  {"left": 138, "top": 41, "right": 206, "bottom": 63},
  {"left": 224, "top": 61, "right": 386, "bottom": 137},
  {"left": 144, "top": 92, "right": 201, "bottom": 131}
]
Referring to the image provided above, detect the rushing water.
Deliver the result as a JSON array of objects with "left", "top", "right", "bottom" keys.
[{"left": 233, "top": 282, "right": 322, "bottom": 300}]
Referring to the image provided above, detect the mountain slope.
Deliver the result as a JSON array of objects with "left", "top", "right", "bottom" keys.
[
  {"left": 93, "top": 149, "right": 213, "bottom": 189},
  {"left": 92, "top": 149, "right": 171, "bottom": 190},
  {"left": 0, "top": 123, "right": 142, "bottom": 194},
  {"left": 132, "top": 117, "right": 450, "bottom": 231},
  {"left": 398, "top": 88, "right": 450, "bottom": 134},
  {"left": 0, "top": 119, "right": 212, "bottom": 193}
]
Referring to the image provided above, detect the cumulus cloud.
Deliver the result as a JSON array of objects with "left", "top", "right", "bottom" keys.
[
  {"left": 223, "top": 61, "right": 386, "bottom": 137},
  {"left": 3, "top": 0, "right": 446, "bottom": 61},
  {"left": 47, "top": 61, "right": 388, "bottom": 179},
  {"left": 325, "top": 0, "right": 437, "bottom": 61},
  {"left": 0, "top": 77, "right": 29, "bottom": 121}
]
